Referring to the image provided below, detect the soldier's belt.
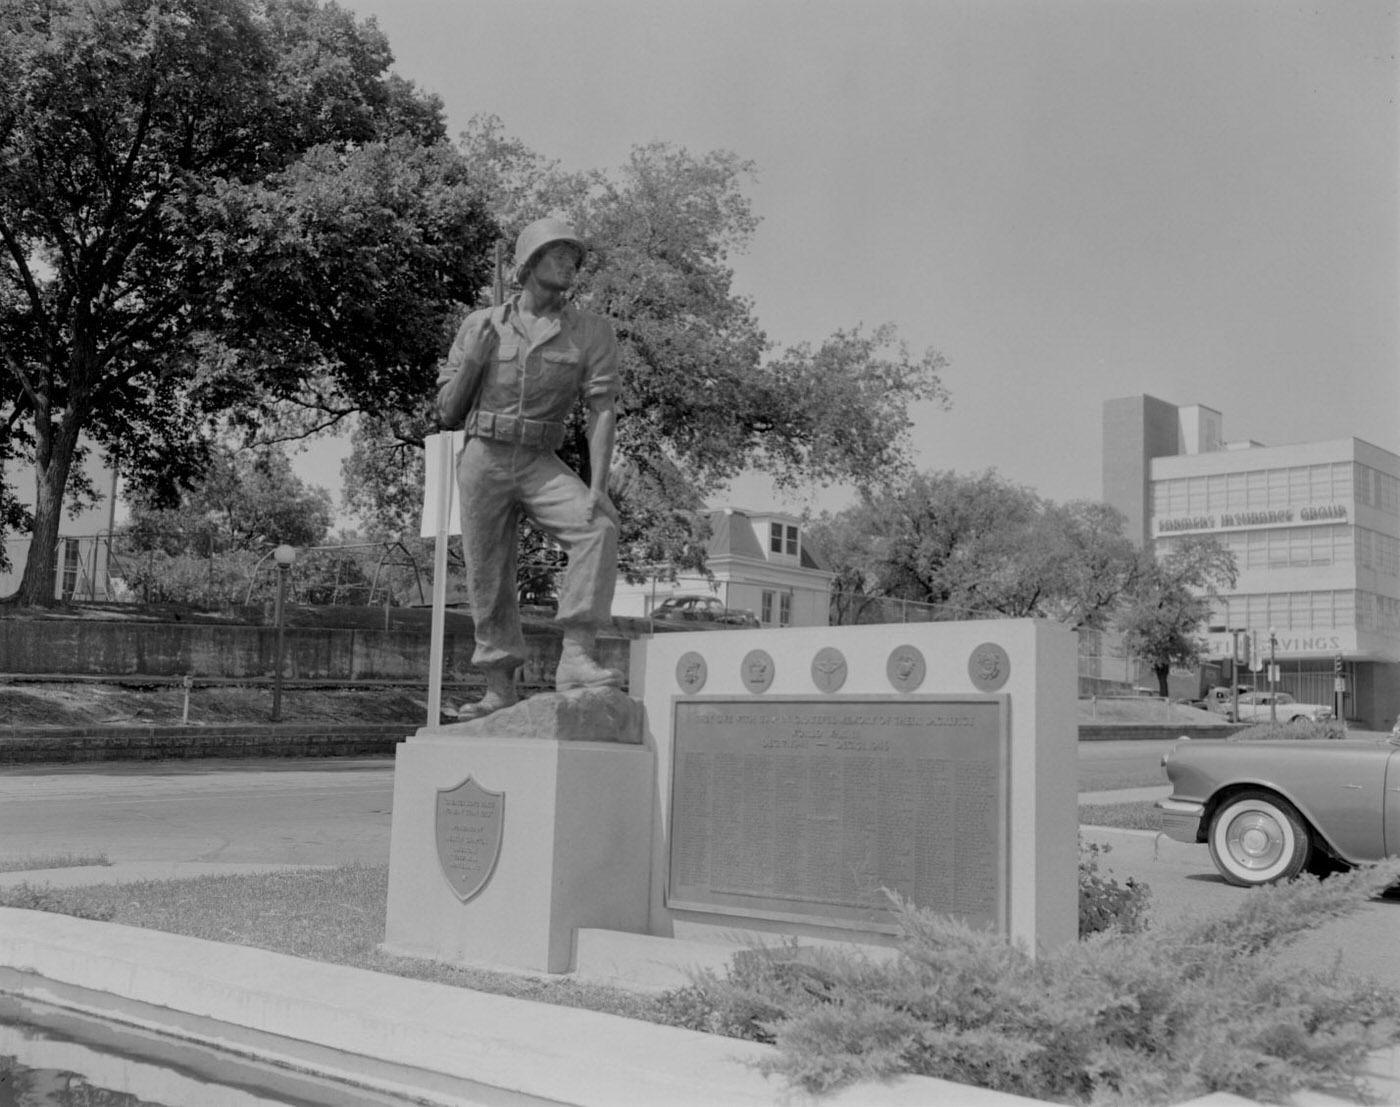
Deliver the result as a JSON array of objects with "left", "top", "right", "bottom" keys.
[{"left": 465, "top": 410, "right": 566, "bottom": 451}]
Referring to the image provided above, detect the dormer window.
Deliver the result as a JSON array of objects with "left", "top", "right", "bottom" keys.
[{"left": 769, "top": 522, "right": 799, "bottom": 557}]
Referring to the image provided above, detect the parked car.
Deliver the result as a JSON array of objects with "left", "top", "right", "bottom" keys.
[
  {"left": 1231, "top": 691, "right": 1333, "bottom": 724},
  {"left": 1157, "top": 735, "right": 1400, "bottom": 886},
  {"left": 650, "top": 594, "right": 760, "bottom": 628},
  {"left": 1198, "top": 685, "right": 1253, "bottom": 719}
]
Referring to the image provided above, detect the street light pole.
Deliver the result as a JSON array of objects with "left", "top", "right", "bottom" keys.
[
  {"left": 271, "top": 544, "right": 296, "bottom": 723},
  {"left": 1268, "top": 625, "right": 1278, "bottom": 725}
]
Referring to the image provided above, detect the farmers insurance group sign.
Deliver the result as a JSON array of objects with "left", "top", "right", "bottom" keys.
[{"left": 1157, "top": 504, "right": 1347, "bottom": 535}]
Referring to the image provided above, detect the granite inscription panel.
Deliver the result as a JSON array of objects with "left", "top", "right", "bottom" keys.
[{"left": 668, "top": 696, "right": 1008, "bottom": 932}]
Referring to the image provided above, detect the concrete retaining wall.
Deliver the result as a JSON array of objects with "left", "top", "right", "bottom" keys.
[
  {"left": 0, "top": 723, "right": 411, "bottom": 764},
  {"left": 0, "top": 617, "right": 632, "bottom": 685}
]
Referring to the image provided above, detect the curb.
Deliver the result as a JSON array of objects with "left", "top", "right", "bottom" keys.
[{"left": 0, "top": 908, "right": 1041, "bottom": 1107}]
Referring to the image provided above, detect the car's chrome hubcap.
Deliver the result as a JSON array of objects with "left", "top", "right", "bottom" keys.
[{"left": 1227, "top": 812, "right": 1284, "bottom": 870}]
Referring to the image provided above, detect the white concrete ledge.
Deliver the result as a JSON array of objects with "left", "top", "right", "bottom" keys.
[{"left": 0, "top": 908, "right": 1042, "bottom": 1107}]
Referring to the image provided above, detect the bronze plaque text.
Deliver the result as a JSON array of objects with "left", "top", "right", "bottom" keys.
[{"left": 668, "top": 696, "right": 1008, "bottom": 933}]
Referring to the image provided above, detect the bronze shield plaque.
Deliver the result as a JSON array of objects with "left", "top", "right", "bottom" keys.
[{"left": 435, "top": 776, "right": 504, "bottom": 903}]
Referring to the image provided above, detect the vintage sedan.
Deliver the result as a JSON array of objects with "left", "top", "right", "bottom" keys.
[
  {"left": 1157, "top": 735, "right": 1400, "bottom": 886},
  {"left": 1232, "top": 691, "right": 1333, "bottom": 724},
  {"left": 650, "top": 594, "right": 761, "bottom": 628}
]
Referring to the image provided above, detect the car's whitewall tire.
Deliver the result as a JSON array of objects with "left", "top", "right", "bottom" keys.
[{"left": 1207, "top": 790, "right": 1311, "bottom": 887}]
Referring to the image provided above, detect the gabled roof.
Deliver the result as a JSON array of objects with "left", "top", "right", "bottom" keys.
[{"left": 706, "top": 508, "right": 830, "bottom": 571}]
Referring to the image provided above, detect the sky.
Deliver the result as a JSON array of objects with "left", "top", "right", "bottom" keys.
[{"left": 296, "top": 0, "right": 1399, "bottom": 522}]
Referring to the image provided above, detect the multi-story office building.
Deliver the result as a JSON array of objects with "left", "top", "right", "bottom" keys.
[{"left": 1103, "top": 395, "right": 1399, "bottom": 730}]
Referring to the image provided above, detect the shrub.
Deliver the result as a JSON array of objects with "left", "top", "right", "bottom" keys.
[
  {"left": 1078, "top": 840, "right": 1150, "bottom": 937},
  {"left": 657, "top": 859, "right": 1400, "bottom": 1104},
  {"left": 1229, "top": 719, "right": 1347, "bottom": 742}
]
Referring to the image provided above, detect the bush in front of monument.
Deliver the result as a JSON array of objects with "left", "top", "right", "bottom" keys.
[
  {"left": 655, "top": 858, "right": 1400, "bottom": 1104},
  {"left": 1078, "top": 840, "right": 1150, "bottom": 937}
]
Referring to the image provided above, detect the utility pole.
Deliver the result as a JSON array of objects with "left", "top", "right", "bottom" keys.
[{"left": 1267, "top": 626, "right": 1278, "bottom": 724}]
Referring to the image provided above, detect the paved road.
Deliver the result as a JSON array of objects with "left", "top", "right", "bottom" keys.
[
  {"left": 0, "top": 757, "right": 395, "bottom": 868},
  {"left": 1078, "top": 737, "right": 1177, "bottom": 788},
  {"left": 3, "top": 748, "right": 1397, "bottom": 991}
]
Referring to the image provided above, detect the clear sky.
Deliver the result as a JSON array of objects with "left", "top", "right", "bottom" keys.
[{"left": 300, "top": 0, "right": 1399, "bottom": 521}]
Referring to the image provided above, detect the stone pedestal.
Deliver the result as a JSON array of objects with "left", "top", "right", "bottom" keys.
[{"left": 384, "top": 689, "right": 654, "bottom": 973}]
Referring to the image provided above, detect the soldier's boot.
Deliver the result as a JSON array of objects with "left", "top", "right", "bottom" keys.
[
  {"left": 555, "top": 629, "right": 624, "bottom": 691},
  {"left": 455, "top": 667, "right": 519, "bottom": 721}
]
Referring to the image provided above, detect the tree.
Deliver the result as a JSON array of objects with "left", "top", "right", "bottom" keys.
[
  {"left": 806, "top": 470, "right": 1140, "bottom": 627},
  {"left": 123, "top": 443, "right": 333, "bottom": 556},
  {"left": 346, "top": 119, "right": 951, "bottom": 577},
  {"left": 1119, "top": 536, "right": 1238, "bottom": 696},
  {"left": 0, "top": 0, "right": 494, "bottom": 605}
]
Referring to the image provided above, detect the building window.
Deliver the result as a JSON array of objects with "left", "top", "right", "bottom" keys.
[
  {"left": 60, "top": 539, "right": 80, "bottom": 601},
  {"left": 779, "top": 592, "right": 792, "bottom": 626},
  {"left": 768, "top": 522, "right": 799, "bottom": 557},
  {"left": 761, "top": 590, "right": 774, "bottom": 624}
]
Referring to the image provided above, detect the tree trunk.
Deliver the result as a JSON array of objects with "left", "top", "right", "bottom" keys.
[
  {"left": 1154, "top": 663, "right": 1171, "bottom": 698},
  {"left": 11, "top": 417, "right": 81, "bottom": 607}
]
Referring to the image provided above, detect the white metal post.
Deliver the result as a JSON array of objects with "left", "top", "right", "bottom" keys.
[{"left": 427, "top": 432, "right": 456, "bottom": 725}]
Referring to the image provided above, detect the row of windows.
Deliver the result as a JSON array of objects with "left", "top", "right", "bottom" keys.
[
  {"left": 760, "top": 589, "right": 792, "bottom": 626},
  {"left": 1359, "top": 528, "right": 1400, "bottom": 576},
  {"left": 768, "top": 523, "right": 799, "bottom": 557},
  {"left": 1157, "top": 526, "right": 1399, "bottom": 576},
  {"left": 1357, "top": 464, "right": 1400, "bottom": 515},
  {"left": 1209, "top": 590, "right": 1400, "bottom": 634},
  {"left": 1152, "top": 462, "right": 1398, "bottom": 518}
]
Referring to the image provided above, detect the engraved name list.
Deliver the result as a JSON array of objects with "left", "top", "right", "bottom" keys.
[{"left": 667, "top": 697, "right": 1008, "bottom": 933}]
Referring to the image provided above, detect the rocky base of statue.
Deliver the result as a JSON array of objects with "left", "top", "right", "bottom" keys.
[{"left": 432, "top": 685, "right": 641, "bottom": 743}]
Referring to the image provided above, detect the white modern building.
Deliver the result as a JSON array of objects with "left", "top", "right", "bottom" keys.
[
  {"left": 613, "top": 507, "right": 835, "bottom": 628},
  {"left": 1103, "top": 395, "right": 1399, "bottom": 730}
]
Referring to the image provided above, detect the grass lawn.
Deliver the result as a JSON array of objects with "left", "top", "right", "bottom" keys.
[
  {"left": 0, "top": 852, "right": 110, "bottom": 873},
  {"left": 0, "top": 865, "right": 661, "bottom": 1021},
  {"left": 1077, "top": 800, "right": 1163, "bottom": 831},
  {"left": 1077, "top": 769, "right": 1167, "bottom": 792}
]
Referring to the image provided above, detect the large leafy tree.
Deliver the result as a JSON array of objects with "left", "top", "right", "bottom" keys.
[
  {"left": 0, "top": 0, "right": 493, "bottom": 605},
  {"left": 1120, "top": 535, "right": 1238, "bottom": 696},
  {"left": 345, "top": 118, "right": 950, "bottom": 579},
  {"left": 806, "top": 470, "right": 1141, "bottom": 629},
  {"left": 123, "top": 442, "right": 333, "bottom": 555}
]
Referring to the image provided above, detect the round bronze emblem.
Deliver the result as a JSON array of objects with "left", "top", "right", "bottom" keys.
[
  {"left": 968, "top": 642, "right": 1010, "bottom": 691},
  {"left": 810, "top": 647, "right": 847, "bottom": 693},
  {"left": 886, "top": 645, "right": 926, "bottom": 693},
  {"left": 741, "top": 648, "right": 775, "bottom": 694},
  {"left": 676, "top": 651, "right": 708, "bottom": 694}
]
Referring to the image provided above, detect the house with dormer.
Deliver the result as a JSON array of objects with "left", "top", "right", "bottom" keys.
[{"left": 613, "top": 507, "right": 835, "bottom": 627}]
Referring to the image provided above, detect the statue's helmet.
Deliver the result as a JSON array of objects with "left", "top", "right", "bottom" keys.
[{"left": 513, "top": 217, "right": 586, "bottom": 284}]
